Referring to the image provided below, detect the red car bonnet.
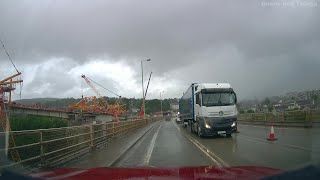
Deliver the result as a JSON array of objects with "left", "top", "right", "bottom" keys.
[{"left": 31, "top": 166, "right": 283, "bottom": 180}]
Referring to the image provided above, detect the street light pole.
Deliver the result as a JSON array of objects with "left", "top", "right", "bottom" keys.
[
  {"left": 141, "top": 59, "right": 151, "bottom": 118},
  {"left": 160, "top": 91, "right": 164, "bottom": 116},
  {"left": 141, "top": 60, "right": 144, "bottom": 117}
]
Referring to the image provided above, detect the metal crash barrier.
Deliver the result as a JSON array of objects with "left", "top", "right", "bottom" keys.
[{"left": 238, "top": 109, "right": 320, "bottom": 127}]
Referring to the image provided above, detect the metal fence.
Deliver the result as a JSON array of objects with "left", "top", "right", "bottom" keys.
[
  {"left": 0, "top": 117, "right": 160, "bottom": 171},
  {"left": 238, "top": 109, "right": 320, "bottom": 125}
]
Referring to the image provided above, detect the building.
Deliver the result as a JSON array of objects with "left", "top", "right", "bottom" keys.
[
  {"left": 255, "top": 105, "right": 269, "bottom": 113},
  {"left": 273, "top": 104, "right": 287, "bottom": 112},
  {"left": 288, "top": 102, "right": 300, "bottom": 110},
  {"left": 286, "top": 92, "right": 298, "bottom": 99},
  {"left": 297, "top": 91, "right": 312, "bottom": 101}
]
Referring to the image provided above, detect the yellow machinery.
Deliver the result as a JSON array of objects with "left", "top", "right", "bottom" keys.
[{"left": 0, "top": 72, "right": 23, "bottom": 162}]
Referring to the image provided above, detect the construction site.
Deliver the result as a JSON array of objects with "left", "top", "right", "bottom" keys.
[{"left": 0, "top": 39, "right": 156, "bottom": 165}]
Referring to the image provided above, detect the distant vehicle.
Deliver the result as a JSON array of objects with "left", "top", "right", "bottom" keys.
[
  {"left": 165, "top": 114, "right": 171, "bottom": 121},
  {"left": 179, "top": 83, "right": 238, "bottom": 137},
  {"left": 176, "top": 117, "right": 182, "bottom": 123}
]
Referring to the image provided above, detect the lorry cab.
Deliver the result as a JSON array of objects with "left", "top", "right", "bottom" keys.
[
  {"left": 192, "top": 83, "right": 238, "bottom": 137},
  {"left": 179, "top": 83, "right": 238, "bottom": 137}
]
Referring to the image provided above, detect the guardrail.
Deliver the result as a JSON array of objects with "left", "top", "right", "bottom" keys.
[
  {"left": 0, "top": 117, "right": 160, "bottom": 172},
  {"left": 238, "top": 109, "right": 320, "bottom": 127}
]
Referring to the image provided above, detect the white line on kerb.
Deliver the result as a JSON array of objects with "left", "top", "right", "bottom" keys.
[{"left": 143, "top": 122, "right": 163, "bottom": 165}]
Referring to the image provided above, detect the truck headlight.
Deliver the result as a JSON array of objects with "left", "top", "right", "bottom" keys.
[
  {"left": 231, "top": 121, "right": 236, "bottom": 127},
  {"left": 205, "top": 123, "right": 211, "bottom": 129}
]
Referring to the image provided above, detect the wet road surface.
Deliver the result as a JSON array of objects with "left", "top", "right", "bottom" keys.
[
  {"left": 113, "top": 120, "right": 214, "bottom": 167},
  {"left": 113, "top": 119, "right": 320, "bottom": 170}
]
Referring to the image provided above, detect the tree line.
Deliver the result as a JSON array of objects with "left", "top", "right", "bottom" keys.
[{"left": 17, "top": 97, "right": 178, "bottom": 114}]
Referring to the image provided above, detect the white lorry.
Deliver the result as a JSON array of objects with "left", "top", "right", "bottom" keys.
[{"left": 179, "top": 83, "right": 238, "bottom": 137}]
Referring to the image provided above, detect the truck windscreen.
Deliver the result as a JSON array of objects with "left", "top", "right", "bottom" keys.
[{"left": 202, "top": 92, "right": 236, "bottom": 107}]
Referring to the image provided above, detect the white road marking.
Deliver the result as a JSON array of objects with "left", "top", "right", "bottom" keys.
[
  {"left": 173, "top": 122, "right": 229, "bottom": 167},
  {"left": 182, "top": 132, "right": 222, "bottom": 167},
  {"left": 238, "top": 134, "right": 316, "bottom": 152},
  {"left": 143, "top": 122, "right": 163, "bottom": 165},
  {"left": 187, "top": 135, "right": 229, "bottom": 167}
]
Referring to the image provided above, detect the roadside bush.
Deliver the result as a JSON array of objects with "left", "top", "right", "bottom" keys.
[{"left": 8, "top": 114, "right": 68, "bottom": 161}]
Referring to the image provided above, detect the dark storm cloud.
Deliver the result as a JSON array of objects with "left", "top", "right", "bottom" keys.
[{"left": 1, "top": 0, "right": 319, "bottom": 99}]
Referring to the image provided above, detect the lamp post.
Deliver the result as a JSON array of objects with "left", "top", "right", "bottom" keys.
[
  {"left": 141, "top": 59, "right": 151, "bottom": 117},
  {"left": 160, "top": 91, "right": 164, "bottom": 116}
]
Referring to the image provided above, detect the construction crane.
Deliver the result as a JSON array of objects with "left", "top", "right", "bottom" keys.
[
  {"left": 68, "top": 96, "right": 99, "bottom": 113},
  {"left": 0, "top": 39, "right": 23, "bottom": 162},
  {"left": 71, "top": 75, "right": 126, "bottom": 121},
  {"left": 81, "top": 75, "right": 109, "bottom": 109},
  {"left": 139, "top": 72, "right": 152, "bottom": 118},
  {"left": 0, "top": 72, "right": 23, "bottom": 162}
]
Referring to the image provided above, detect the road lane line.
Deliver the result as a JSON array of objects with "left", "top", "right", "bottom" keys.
[
  {"left": 187, "top": 135, "right": 229, "bottom": 167},
  {"left": 173, "top": 122, "right": 229, "bottom": 167},
  {"left": 175, "top": 124, "right": 228, "bottom": 167},
  {"left": 238, "top": 134, "right": 316, "bottom": 152},
  {"left": 182, "top": 132, "right": 222, "bottom": 167},
  {"left": 143, "top": 122, "right": 163, "bottom": 165},
  {"left": 109, "top": 121, "right": 162, "bottom": 167},
  {"left": 194, "top": 139, "right": 229, "bottom": 167}
]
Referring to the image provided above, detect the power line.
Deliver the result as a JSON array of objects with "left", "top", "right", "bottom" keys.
[
  {"left": 86, "top": 77, "right": 121, "bottom": 97},
  {"left": 0, "top": 38, "right": 19, "bottom": 73}
]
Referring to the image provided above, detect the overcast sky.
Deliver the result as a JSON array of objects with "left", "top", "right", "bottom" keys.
[{"left": 1, "top": 0, "right": 319, "bottom": 101}]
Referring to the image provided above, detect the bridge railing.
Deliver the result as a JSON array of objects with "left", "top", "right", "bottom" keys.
[
  {"left": 0, "top": 117, "right": 161, "bottom": 172},
  {"left": 238, "top": 109, "right": 320, "bottom": 126}
]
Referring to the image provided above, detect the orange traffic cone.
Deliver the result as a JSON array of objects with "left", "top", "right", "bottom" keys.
[{"left": 267, "top": 125, "right": 277, "bottom": 141}]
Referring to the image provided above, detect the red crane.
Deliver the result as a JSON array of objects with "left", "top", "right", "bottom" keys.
[
  {"left": 79, "top": 75, "right": 126, "bottom": 121},
  {"left": 81, "top": 75, "right": 109, "bottom": 109}
]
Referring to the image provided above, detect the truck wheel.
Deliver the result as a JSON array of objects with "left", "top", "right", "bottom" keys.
[
  {"left": 198, "top": 126, "right": 202, "bottom": 137},
  {"left": 226, "top": 134, "right": 232, "bottom": 138}
]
